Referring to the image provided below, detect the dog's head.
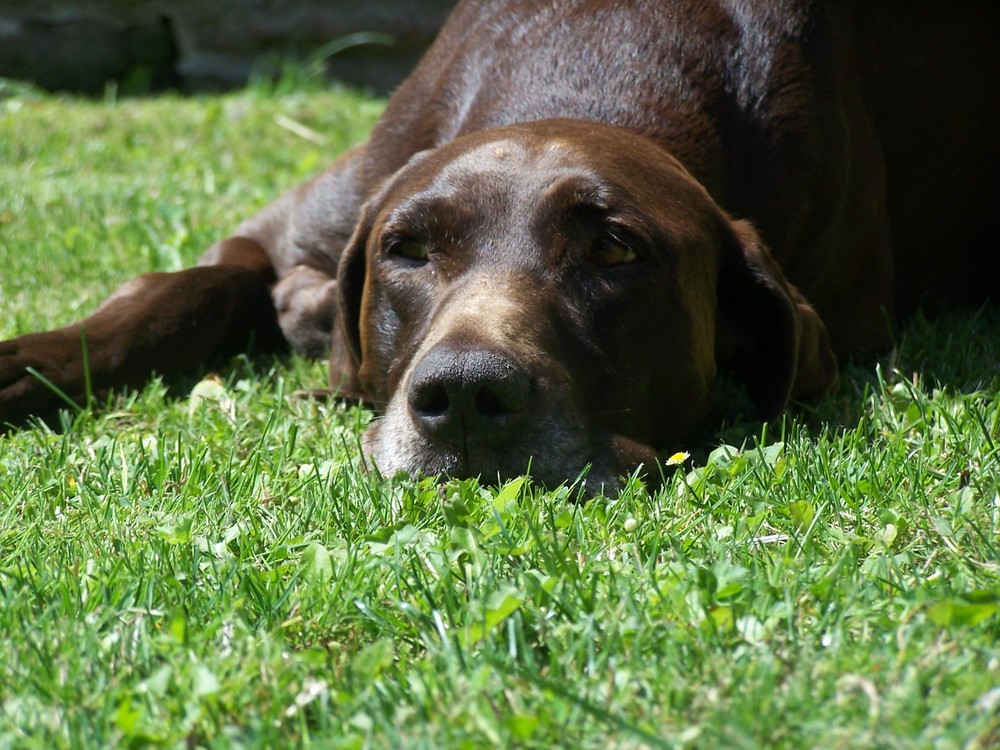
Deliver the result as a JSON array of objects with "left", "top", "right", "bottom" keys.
[{"left": 335, "top": 119, "right": 836, "bottom": 491}]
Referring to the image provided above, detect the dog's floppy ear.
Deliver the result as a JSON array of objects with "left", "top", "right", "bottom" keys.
[
  {"left": 335, "top": 205, "right": 373, "bottom": 368},
  {"left": 329, "top": 202, "right": 377, "bottom": 401},
  {"left": 334, "top": 148, "right": 438, "bottom": 391},
  {"left": 715, "top": 217, "right": 838, "bottom": 419}
]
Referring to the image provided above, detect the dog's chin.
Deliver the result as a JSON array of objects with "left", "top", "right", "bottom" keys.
[{"left": 360, "top": 416, "right": 663, "bottom": 498}]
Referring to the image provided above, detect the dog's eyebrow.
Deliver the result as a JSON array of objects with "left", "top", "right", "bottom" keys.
[
  {"left": 538, "top": 174, "right": 611, "bottom": 211},
  {"left": 382, "top": 195, "right": 486, "bottom": 241},
  {"left": 383, "top": 195, "right": 446, "bottom": 228},
  {"left": 534, "top": 177, "right": 660, "bottom": 236}
]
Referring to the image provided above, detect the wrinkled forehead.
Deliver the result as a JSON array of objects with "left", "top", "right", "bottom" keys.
[
  {"left": 409, "top": 133, "right": 607, "bottom": 202},
  {"left": 374, "top": 135, "right": 600, "bottom": 235},
  {"left": 443, "top": 133, "right": 590, "bottom": 175},
  {"left": 376, "top": 123, "right": 717, "bottom": 240},
  {"left": 428, "top": 121, "right": 698, "bottom": 187}
]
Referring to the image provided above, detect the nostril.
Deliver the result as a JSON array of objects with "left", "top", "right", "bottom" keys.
[
  {"left": 411, "top": 381, "right": 450, "bottom": 417},
  {"left": 475, "top": 388, "right": 510, "bottom": 420},
  {"left": 474, "top": 378, "right": 530, "bottom": 420}
]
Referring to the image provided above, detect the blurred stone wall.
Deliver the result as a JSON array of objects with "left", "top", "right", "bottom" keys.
[{"left": 0, "top": 1, "right": 457, "bottom": 94}]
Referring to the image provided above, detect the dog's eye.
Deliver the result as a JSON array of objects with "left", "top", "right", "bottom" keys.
[
  {"left": 589, "top": 235, "right": 638, "bottom": 268},
  {"left": 389, "top": 240, "right": 430, "bottom": 263}
]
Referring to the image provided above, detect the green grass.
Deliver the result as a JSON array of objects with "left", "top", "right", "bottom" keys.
[{"left": 1, "top": 79, "right": 999, "bottom": 749}]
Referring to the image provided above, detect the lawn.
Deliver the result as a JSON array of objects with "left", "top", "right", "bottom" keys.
[{"left": 1, "top": 78, "right": 998, "bottom": 749}]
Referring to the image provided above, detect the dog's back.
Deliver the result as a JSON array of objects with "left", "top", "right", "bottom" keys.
[{"left": 857, "top": 3, "right": 999, "bottom": 313}]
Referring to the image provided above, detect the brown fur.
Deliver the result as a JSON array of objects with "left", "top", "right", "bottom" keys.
[{"left": 1, "top": 1, "right": 996, "bottom": 491}]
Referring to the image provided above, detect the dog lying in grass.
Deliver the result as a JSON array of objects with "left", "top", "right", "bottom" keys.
[{"left": 1, "top": 2, "right": 996, "bottom": 490}]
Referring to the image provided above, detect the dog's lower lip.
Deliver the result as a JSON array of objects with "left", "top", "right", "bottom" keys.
[{"left": 376, "top": 433, "right": 608, "bottom": 488}]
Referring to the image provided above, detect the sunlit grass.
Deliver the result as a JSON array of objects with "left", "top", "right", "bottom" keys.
[{"left": 1, "top": 80, "right": 998, "bottom": 749}]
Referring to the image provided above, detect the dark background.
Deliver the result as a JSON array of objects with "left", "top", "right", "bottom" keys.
[{"left": 0, "top": 1, "right": 457, "bottom": 95}]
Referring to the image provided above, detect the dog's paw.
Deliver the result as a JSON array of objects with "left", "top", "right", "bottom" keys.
[
  {"left": 0, "top": 332, "right": 85, "bottom": 428},
  {"left": 272, "top": 265, "right": 339, "bottom": 358}
]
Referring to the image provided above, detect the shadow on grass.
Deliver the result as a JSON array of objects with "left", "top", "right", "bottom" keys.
[{"left": 706, "top": 301, "right": 999, "bottom": 457}]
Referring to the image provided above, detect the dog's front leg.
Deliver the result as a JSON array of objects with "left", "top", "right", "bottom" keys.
[{"left": 0, "top": 236, "right": 283, "bottom": 429}]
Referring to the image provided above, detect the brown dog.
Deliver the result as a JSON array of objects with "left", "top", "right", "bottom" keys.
[{"left": 1, "top": 2, "right": 997, "bottom": 490}]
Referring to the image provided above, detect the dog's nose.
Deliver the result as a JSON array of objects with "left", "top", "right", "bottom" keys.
[{"left": 407, "top": 343, "right": 532, "bottom": 445}]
